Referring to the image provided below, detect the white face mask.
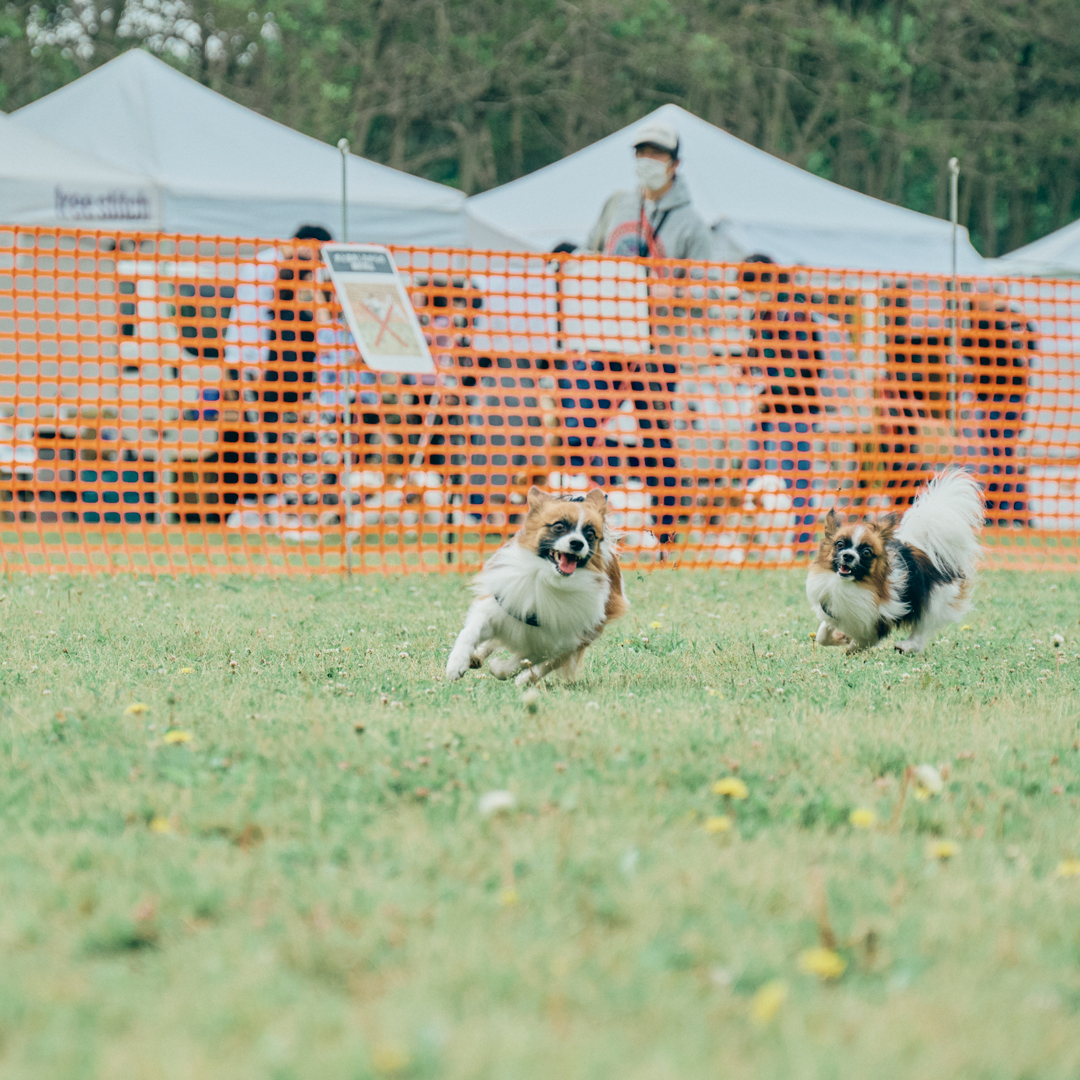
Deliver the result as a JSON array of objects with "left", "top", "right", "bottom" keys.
[{"left": 635, "top": 157, "right": 672, "bottom": 192}]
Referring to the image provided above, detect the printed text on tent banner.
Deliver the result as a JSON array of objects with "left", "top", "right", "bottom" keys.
[{"left": 0, "top": 225, "right": 1076, "bottom": 575}]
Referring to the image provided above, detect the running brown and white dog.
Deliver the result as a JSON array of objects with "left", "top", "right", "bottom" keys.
[
  {"left": 446, "top": 487, "right": 629, "bottom": 686},
  {"left": 806, "top": 468, "right": 983, "bottom": 655}
]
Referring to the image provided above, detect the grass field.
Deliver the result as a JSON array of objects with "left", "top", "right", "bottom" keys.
[{"left": 3, "top": 567, "right": 1080, "bottom": 1079}]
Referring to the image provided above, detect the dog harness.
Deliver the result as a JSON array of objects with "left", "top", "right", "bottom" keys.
[{"left": 494, "top": 593, "right": 539, "bottom": 627}]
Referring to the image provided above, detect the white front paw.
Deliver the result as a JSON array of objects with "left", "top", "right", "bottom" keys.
[
  {"left": 446, "top": 654, "right": 471, "bottom": 681},
  {"left": 816, "top": 620, "right": 849, "bottom": 647},
  {"left": 894, "top": 639, "right": 923, "bottom": 655},
  {"left": 514, "top": 666, "right": 538, "bottom": 688}
]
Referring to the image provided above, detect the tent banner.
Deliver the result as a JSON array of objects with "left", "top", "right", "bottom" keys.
[{"left": 0, "top": 224, "right": 1077, "bottom": 575}]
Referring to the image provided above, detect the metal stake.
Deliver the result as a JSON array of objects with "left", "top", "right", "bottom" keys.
[
  {"left": 947, "top": 156, "right": 960, "bottom": 438},
  {"left": 948, "top": 157, "right": 959, "bottom": 281},
  {"left": 337, "top": 136, "right": 352, "bottom": 574},
  {"left": 337, "top": 138, "right": 350, "bottom": 242},
  {"left": 343, "top": 414, "right": 353, "bottom": 578}
]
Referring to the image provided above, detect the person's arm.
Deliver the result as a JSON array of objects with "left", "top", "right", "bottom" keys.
[{"left": 583, "top": 192, "right": 624, "bottom": 254}]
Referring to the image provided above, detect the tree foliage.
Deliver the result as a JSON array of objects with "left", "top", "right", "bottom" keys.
[{"left": 3, "top": 0, "right": 1079, "bottom": 254}]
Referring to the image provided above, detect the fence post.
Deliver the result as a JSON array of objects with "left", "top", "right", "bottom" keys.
[
  {"left": 337, "top": 139, "right": 350, "bottom": 243},
  {"left": 342, "top": 401, "right": 353, "bottom": 578},
  {"left": 948, "top": 157, "right": 960, "bottom": 439}
]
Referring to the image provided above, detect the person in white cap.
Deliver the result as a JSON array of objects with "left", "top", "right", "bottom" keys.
[{"left": 583, "top": 119, "right": 712, "bottom": 261}]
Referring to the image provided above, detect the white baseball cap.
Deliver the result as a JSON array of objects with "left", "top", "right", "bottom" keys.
[{"left": 632, "top": 120, "right": 680, "bottom": 158}]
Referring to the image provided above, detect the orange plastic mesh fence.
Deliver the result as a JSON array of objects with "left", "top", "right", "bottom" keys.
[{"left": 0, "top": 224, "right": 1077, "bottom": 575}]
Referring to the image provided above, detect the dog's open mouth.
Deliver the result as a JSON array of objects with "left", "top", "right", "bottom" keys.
[
  {"left": 551, "top": 551, "right": 580, "bottom": 576},
  {"left": 837, "top": 566, "right": 853, "bottom": 578}
]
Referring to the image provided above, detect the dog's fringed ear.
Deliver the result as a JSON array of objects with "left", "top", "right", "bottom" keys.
[
  {"left": 584, "top": 488, "right": 607, "bottom": 512},
  {"left": 527, "top": 486, "right": 550, "bottom": 511},
  {"left": 877, "top": 512, "right": 899, "bottom": 540},
  {"left": 823, "top": 509, "right": 841, "bottom": 539}
]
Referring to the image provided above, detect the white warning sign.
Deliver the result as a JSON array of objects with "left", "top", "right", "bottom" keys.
[{"left": 322, "top": 244, "right": 434, "bottom": 373}]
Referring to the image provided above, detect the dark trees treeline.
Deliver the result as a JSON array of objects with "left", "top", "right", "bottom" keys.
[{"left": 3, "top": 0, "right": 1079, "bottom": 254}]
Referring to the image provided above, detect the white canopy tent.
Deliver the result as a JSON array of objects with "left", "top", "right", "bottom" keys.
[
  {"left": 993, "top": 220, "right": 1080, "bottom": 278},
  {"left": 0, "top": 109, "right": 161, "bottom": 228},
  {"left": 12, "top": 49, "right": 487, "bottom": 246},
  {"left": 469, "top": 103, "right": 986, "bottom": 273}
]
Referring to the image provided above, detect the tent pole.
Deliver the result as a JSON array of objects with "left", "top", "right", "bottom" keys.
[{"left": 337, "top": 138, "right": 350, "bottom": 242}]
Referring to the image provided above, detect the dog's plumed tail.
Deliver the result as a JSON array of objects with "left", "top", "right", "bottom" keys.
[{"left": 895, "top": 467, "right": 983, "bottom": 579}]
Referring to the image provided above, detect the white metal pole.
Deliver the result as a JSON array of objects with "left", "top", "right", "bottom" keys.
[
  {"left": 336, "top": 137, "right": 352, "bottom": 574},
  {"left": 343, "top": 418, "right": 354, "bottom": 578},
  {"left": 337, "top": 138, "right": 350, "bottom": 243},
  {"left": 342, "top": 388, "right": 354, "bottom": 579},
  {"left": 948, "top": 156, "right": 960, "bottom": 438},
  {"left": 948, "top": 157, "right": 959, "bottom": 280}
]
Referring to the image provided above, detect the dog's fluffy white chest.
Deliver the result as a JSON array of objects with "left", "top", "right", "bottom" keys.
[
  {"left": 806, "top": 569, "right": 884, "bottom": 644},
  {"left": 478, "top": 541, "right": 609, "bottom": 653}
]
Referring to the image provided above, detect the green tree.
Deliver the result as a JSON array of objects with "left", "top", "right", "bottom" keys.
[{"left": 3, "top": 0, "right": 1080, "bottom": 253}]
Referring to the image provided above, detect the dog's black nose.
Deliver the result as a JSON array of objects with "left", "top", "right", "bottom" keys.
[
  {"left": 568, "top": 538, "right": 585, "bottom": 552},
  {"left": 840, "top": 549, "right": 857, "bottom": 565}
]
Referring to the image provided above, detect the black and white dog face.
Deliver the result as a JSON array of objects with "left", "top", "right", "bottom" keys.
[
  {"left": 831, "top": 531, "right": 878, "bottom": 581},
  {"left": 524, "top": 488, "right": 606, "bottom": 578},
  {"left": 822, "top": 511, "right": 897, "bottom": 585},
  {"left": 537, "top": 512, "right": 599, "bottom": 576}
]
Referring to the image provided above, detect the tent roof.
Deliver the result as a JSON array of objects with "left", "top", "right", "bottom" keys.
[
  {"left": 0, "top": 108, "right": 156, "bottom": 189},
  {"left": 0, "top": 108, "right": 161, "bottom": 226},
  {"left": 469, "top": 103, "right": 984, "bottom": 273},
  {"left": 996, "top": 218, "right": 1080, "bottom": 278},
  {"left": 13, "top": 49, "right": 463, "bottom": 215}
]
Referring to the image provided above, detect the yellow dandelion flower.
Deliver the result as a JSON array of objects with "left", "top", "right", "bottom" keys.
[
  {"left": 149, "top": 817, "right": 172, "bottom": 834},
  {"left": 650, "top": 621, "right": 662, "bottom": 629},
  {"left": 499, "top": 887, "right": 520, "bottom": 906},
  {"left": 704, "top": 815, "right": 732, "bottom": 834},
  {"left": 178, "top": 667, "right": 194, "bottom": 674},
  {"left": 849, "top": 808, "right": 876, "bottom": 829},
  {"left": 1055, "top": 859, "right": 1080, "bottom": 879},
  {"left": 712, "top": 777, "right": 749, "bottom": 800},
  {"left": 123, "top": 702, "right": 150, "bottom": 716},
  {"left": 927, "top": 840, "right": 958, "bottom": 861},
  {"left": 750, "top": 980, "right": 788, "bottom": 1026},
  {"left": 961, "top": 625, "right": 973, "bottom": 631},
  {"left": 163, "top": 730, "right": 192, "bottom": 744},
  {"left": 370, "top": 1045, "right": 411, "bottom": 1076},
  {"left": 797, "top": 947, "right": 847, "bottom": 981}
]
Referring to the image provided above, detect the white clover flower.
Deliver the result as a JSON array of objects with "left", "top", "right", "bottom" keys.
[
  {"left": 913, "top": 763, "right": 944, "bottom": 795},
  {"left": 478, "top": 790, "right": 517, "bottom": 817}
]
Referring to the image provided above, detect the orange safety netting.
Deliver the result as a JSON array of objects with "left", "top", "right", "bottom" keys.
[{"left": 0, "top": 224, "right": 1076, "bottom": 575}]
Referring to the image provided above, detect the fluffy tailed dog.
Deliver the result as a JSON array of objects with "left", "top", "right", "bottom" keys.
[
  {"left": 806, "top": 468, "right": 983, "bottom": 655},
  {"left": 446, "top": 487, "right": 629, "bottom": 686}
]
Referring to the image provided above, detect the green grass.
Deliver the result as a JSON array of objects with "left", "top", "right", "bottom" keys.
[{"left": 3, "top": 568, "right": 1080, "bottom": 1079}]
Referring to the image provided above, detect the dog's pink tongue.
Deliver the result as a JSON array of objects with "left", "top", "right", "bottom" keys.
[{"left": 558, "top": 553, "right": 577, "bottom": 574}]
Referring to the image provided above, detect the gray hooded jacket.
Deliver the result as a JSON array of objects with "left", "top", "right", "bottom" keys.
[{"left": 584, "top": 174, "right": 713, "bottom": 261}]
